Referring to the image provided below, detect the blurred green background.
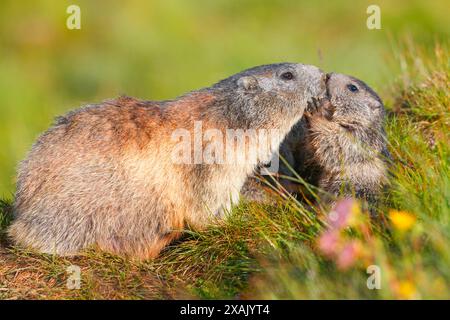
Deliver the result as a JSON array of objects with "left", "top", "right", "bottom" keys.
[{"left": 0, "top": 0, "right": 448, "bottom": 197}]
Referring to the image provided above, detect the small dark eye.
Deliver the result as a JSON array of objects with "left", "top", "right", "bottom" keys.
[
  {"left": 281, "top": 71, "right": 294, "bottom": 80},
  {"left": 347, "top": 84, "right": 359, "bottom": 92}
]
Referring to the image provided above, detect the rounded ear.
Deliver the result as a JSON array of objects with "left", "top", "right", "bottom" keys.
[{"left": 237, "top": 76, "right": 259, "bottom": 91}]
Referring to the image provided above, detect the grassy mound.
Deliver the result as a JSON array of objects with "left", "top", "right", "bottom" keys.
[{"left": 0, "top": 41, "right": 448, "bottom": 299}]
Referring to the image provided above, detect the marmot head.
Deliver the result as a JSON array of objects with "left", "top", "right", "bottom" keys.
[
  {"left": 321, "top": 72, "right": 385, "bottom": 132},
  {"left": 304, "top": 72, "right": 390, "bottom": 160},
  {"left": 213, "top": 63, "right": 327, "bottom": 130}
]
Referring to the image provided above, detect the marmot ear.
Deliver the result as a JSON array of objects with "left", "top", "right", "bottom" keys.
[{"left": 238, "top": 76, "right": 259, "bottom": 91}]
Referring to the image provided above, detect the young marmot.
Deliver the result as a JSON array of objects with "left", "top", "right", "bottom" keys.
[
  {"left": 242, "top": 73, "right": 390, "bottom": 205},
  {"left": 9, "top": 63, "right": 327, "bottom": 259}
]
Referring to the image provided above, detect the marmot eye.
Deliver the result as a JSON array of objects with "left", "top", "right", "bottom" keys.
[
  {"left": 281, "top": 71, "right": 295, "bottom": 80},
  {"left": 347, "top": 84, "right": 359, "bottom": 92}
]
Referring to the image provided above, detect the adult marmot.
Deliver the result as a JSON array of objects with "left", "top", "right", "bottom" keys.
[{"left": 9, "top": 63, "right": 327, "bottom": 259}]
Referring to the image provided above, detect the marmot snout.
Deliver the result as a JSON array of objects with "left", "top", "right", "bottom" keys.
[{"left": 9, "top": 63, "right": 327, "bottom": 259}]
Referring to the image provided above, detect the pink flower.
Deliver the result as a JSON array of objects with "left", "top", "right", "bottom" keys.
[
  {"left": 318, "top": 230, "right": 340, "bottom": 256},
  {"left": 328, "top": 198, "right": 359, "bottom": 229},
  {"left": 336, "top": 241, "right": 360, "bottom": 270}
]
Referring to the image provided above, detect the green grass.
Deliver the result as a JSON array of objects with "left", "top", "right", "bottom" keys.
[
  {"left": 0, "top": 1, "right": 449, "bottom": 300},
  {"left": 0, "top": 41, "right": 449, "bottom": 299}
]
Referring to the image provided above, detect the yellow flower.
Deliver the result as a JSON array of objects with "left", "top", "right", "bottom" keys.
[
  {"left": 389, "top": 210, "right": 416, "bottom": 232},
  {"left": 397, "top": 280, "right": 418, "bottom": 300},
  {"left": 349, "top": 200, "right": 362, "bottom": 225}
]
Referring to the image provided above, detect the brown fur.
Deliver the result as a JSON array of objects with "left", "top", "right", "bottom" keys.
[{"left": 9, "top": 63, "right": 327, "bottom": 259}]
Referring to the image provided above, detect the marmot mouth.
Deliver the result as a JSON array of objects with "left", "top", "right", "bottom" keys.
[
  {"left": 339, "top": 123, "right": 355, "bottom": 132},
  {"left": 338, "top": 121, "right": 368, "bottom": 133}
]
